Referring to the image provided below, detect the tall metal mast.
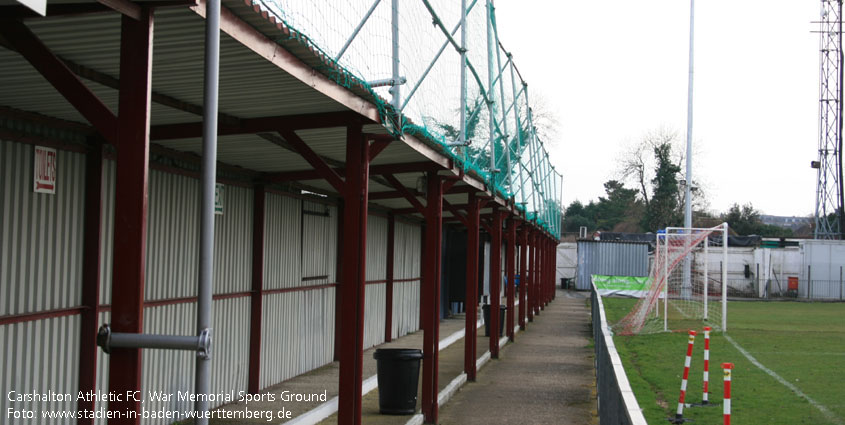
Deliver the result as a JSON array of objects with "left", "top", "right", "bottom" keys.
[{"left": 815, "top": 0, "right": 844, "bottom": 239}]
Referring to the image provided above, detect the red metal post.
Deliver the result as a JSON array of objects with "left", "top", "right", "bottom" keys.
[
  {"left": 334, "top": 201, "right": 344, "bottom": 361},
  {"left": 384, "top": 213, "right": 395, "bottom": 342},
  {"left": 518, "top": 224, "right": 527, "bottom": 330},
  {"left": 489, "top": 207, "right": 502, "bottom": 358},
  {"left": 464, "top": 193, "right": 480, "bottom": 380},
  {"left": 505, "top": 217, "right": 516, "bottom": 341},
  {"left": 421, "top": 172, "right": 443, "bottom": 423},
  {"left": 541, "top": 234, "right": 547, "bottom": 309},
  {"left": 108, "top": 11, "right": 153, "bottom": 424},
  {"left": 248, "top": 185, "right": 265, "bottom": 394},
  {"left": 530, "top": 230, "right": 538, "bottom": 318},
  {"left": 338, "top": 124, "right": 368, "bottom": 425},
  {"left": 77, "top": 143, "right": 103, "bottom": 425},
  {"left": 526, "top": 230, "right": 534, "bottom": 322}
]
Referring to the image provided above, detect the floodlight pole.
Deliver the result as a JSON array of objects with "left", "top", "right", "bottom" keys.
[
  {"left": 459, "top": 0, "right": 467, "bottom": 148},
  {"left": 682, "top": 0, "right": 695, "bottom": 299}
]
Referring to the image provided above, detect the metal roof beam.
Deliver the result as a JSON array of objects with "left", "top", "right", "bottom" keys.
[
  {"left": 278, "top": 129, "right": 345, "bottom": 193},
  {"left": 150, "top": 111, "right": 368, "bottom": 140},
  {"left": 0, "top": 20, "right": 118, "bottom": 145},
  {"left": 383, "top": 174, "right": 425, "bottom": 215}
]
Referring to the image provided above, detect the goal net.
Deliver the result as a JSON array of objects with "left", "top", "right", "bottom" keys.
[{"left": 614, "top": 223, "right": 729, "bottom": 335}]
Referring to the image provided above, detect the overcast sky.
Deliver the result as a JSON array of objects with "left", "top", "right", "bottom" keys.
[{"left": 494, "top": 1, "right": 820, "bottom": 217}]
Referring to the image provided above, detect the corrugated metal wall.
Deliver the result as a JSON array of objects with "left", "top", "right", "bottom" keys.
[
  {"left": 364, "top": 215, "right": 387, "bottom": 348},
  {"left": 391, "top": 220, "right": 421, "bottom": 339},
  {"left": 0, "top": 141, "right": 85, "bottom": 425},
  {"left": 1, "top": 139, "right": 425, "bottom": 424},
  {"left": 576, "top": 241, "right": 649, "bottom": 290},
  {"left": 0, "top": 141, "right": 85, "bottom": 316},
  {"left": 259, "top": 194, "right": 337, "bottom": 388}
]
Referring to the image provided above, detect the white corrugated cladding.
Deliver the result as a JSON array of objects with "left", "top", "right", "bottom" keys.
[
  {"left": 260, "top": 194, "right": 336, "bottom": 389},
  {"left": 0, "top": 140, "right": 83, "bottom": 424},
  {"left": 364, "top": 214, "right": 387, "bottom": 349},
  {"left": 1, "top": 139, "right": 425, "bottom": 422},
  {"left": 392, "top": 219, "right": 421, "bottom": 339}
]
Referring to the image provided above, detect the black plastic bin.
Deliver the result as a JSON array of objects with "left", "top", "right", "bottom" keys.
[
  {"left": 482, "top": 304, "right": 507, "bottom": 337},
  {"left": 373, "top": 348, "right": 423, "bottom": 415}
]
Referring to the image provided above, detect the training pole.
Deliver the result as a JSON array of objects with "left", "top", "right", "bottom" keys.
[
  {"left": 673, "top": 330, "right": 696, "bottom": 423},
  {"left": 722, "top": 363, "right": 733, "bottom": 425},
  {"left": 702, "top": 326, "right": 711, "bottom": 404}
]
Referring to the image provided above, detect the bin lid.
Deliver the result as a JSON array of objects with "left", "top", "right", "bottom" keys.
[{"left": 373, "top": 348, "right": 423, "bottom": 360}]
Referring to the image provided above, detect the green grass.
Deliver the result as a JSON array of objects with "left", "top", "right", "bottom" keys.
[{"left": 601, "top": 298, "right": 845, "bottom": 424}]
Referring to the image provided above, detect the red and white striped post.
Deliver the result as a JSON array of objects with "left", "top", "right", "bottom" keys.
[
  {"left": 673, "top": 330, "right": 696, "bottom": 423},
  {"left": 722, "top": 363, "right": 734, "bottom": 425},
  {"left": 702, "top": 326, "right": 711, "bottom": 404}
]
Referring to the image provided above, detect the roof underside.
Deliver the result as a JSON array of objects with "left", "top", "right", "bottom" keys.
[{"left": 0, "top": 0, "right": 519, "bottom": 223}]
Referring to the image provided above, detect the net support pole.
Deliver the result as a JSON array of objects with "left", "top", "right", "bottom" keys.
[
  {"left": 485, "top": 0, "right": 496, "bottom": 175},
  {"left": 390, "top": 0, "right": 400, "bottom": 109},
  {"left": 459, "top": 0, "right": 467, "bottom": 148}
]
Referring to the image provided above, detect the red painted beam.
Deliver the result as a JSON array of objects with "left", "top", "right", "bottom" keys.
[
  {"left": 489, "top": 207, "right": 502, "bottom": 359},
  {"left": 442, "top": 199, "right": 468, "bottom": 228},
  {"left": 464, "top": 193, "right": 480, "bottom": 381},
  {"left": 248, "top": 185, "right": 265, "bottom": 394},
  {"left": 262, "top": 161, "right": 440, "bottom": 184},
  {"left": 97, "top": 0, "right": 142, "bottom": 20},
  {"left": 384, "top": 174, "right": 425, "bottom": 215},
  {"left": 518, "top": 226, "right": 527, "bottom": 330},
  {"left": 108, "top": 11, "right": 153, "bottom": 425},
  {"left": 420, "top": 172, "right": 443, "bottom": 423},
  {"left": 368, "top": 138, "right": 393, "bottom": 162},
  {"left": 337, "top": 124, "right": 368, "bottom": 425},
  {"left": 0, "top": 20, "right": 118, "bottom": 145},
  {"left": 278, "top": 129, "right": 345, "bottom": 192},
  {"left": 77, "top": 143, "right": 103, "bottom": 425},
  {"left": 370, "top": 190, "right": 423, "bottom": 200},
  {"left": 149, "top": 111, "right": 367, "bottom": 140},
  {"left": 384, "top": 214, "right": 395, "bottom": 342},
  {"left": 506, "top": 217, "right": 516, "bottom": 341}
]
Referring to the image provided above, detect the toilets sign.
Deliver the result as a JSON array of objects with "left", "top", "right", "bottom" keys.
[{"left": 33, "top": 146, "right": 57, "bottom": 194}]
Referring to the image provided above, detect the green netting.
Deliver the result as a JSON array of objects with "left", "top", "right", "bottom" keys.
[{"left": 252, "top": 0, "right": 563, "bottom": 237}]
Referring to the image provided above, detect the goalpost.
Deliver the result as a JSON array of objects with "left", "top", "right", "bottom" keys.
[{"left": 615, "top": 223, "right": 729, "bottom": 335}]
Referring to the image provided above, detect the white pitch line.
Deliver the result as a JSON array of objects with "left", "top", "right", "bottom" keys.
[{"left": 724, "top": 334, "right": 843, "bottom": 425}]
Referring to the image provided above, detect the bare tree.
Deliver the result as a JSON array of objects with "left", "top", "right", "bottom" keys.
[{"left": 617, "top": 127, "right": 708, "bottom": 215}]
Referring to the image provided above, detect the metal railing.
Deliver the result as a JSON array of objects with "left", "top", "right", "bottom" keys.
[{"left": 591, "top": 283, "right": 648, "bottom": 425}]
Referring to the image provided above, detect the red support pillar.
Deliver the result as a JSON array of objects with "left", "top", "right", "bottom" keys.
[
  {"left": 505, "top": 216, "right": 516, "bottom": 341},
  {"left": 334, "top": 201, "right": 344, "bottom": 361},
  {"left": 248, "top": 185, "right": 265, "bottom": 394},
  {"left": 526, "top": 230, "right": 534, "bottom": 322},
  {"left": 338, "top": 124, "right": 368, "bottom": 425},
  {"left": 108, "top": 11, "right": 154, "bottom": 424},
  {"left": 530, "top": 230, "right": 538, "bottom": 318},
  {"left": 489, "top": 207, "right": 502, "bottom": 358},
  {"left": 421, "top": 172, "right": 443, "bottom": 423},
  {"left": 518, "top": 224, "right": 527, "bottom": 330},
  {"left": 464, "top": 193, "right": 480, "bottom": 380},
  {"left": 551, "top": 237, "right": 557, "bottom": 300},
  {"left": 384, "top": 214, "right": 395, "bottom": 342},
  {"left": 77, "top": 143, "right": 103, "bottom": 425},
  {"left": 541, "top": 236, "right": 548, "bottom": 309}
]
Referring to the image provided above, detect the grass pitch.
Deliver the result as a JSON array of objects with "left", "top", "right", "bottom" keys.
[{"left": 601, "top": 298, "right": 845, "bottom": 424}]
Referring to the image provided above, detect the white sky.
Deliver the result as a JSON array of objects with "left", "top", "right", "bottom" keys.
[{"left": 494, "top": 1, "right": 820, "bottom": 217}]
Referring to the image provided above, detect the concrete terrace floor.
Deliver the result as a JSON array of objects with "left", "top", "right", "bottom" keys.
[{"left": 207, "top": 289, "right": 596, "bottom": 424}]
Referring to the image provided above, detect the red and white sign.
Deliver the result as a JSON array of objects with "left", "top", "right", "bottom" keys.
[{"left": 33, "top": 146, "right": 57, "bottom": 194}]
